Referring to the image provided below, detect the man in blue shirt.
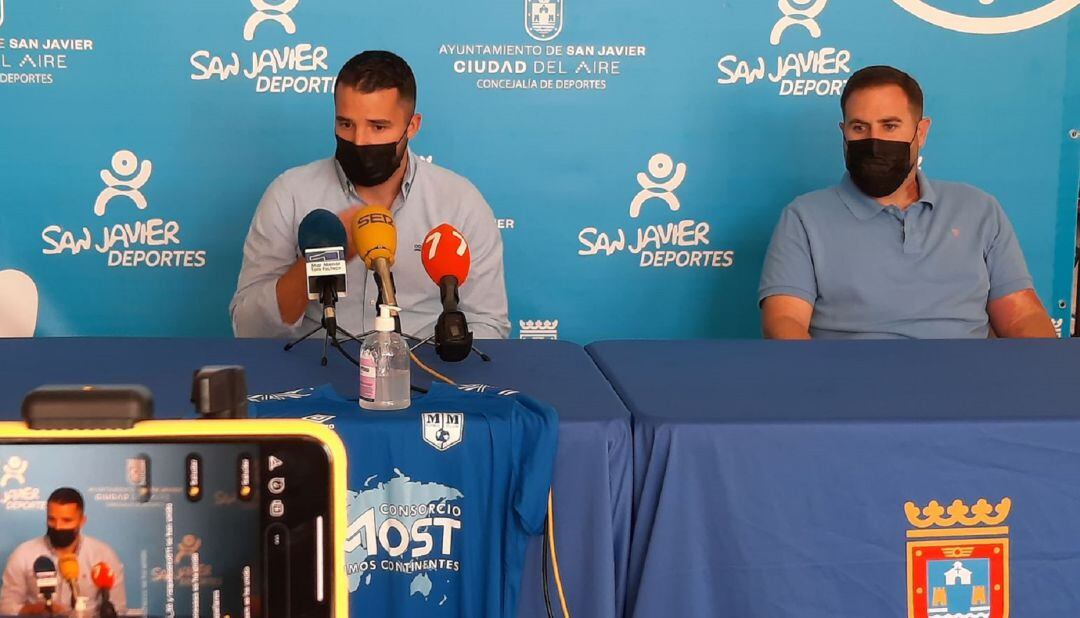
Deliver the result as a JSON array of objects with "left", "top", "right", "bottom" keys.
[
  {"left": 231, "top": 51, "right": 510, "bottom": 339},
  {"left": 759, "top": 65, "right": 1055, "bottom": 339}
]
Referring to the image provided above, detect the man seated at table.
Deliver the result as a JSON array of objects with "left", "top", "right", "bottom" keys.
[
  {"left": 230, "top": 50, "right": 510, "bottom": 339},
  {"left": 758, "top": 65, "right": 1056, "bottom": 340}
]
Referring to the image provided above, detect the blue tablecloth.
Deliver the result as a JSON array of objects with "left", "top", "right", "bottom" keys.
[
  {"left": 0, "top": 338, "right": 631, "bottom": 618},
  {"left": 588, "top": 339, "right": 1080, "bottom": 618}
]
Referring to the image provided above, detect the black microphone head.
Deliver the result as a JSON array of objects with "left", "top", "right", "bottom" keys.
[
  {"left": 33, "top": 556, "right": 56, "bottom": 574},
  {"left": 435, "top": 311, "right": 473, "bottom": 362},
  {"left": 298, "top": 209, "right": 347, "bottom": 252},
  {"left": 33, "top": 556, "right": 57, "bottom": 596}
]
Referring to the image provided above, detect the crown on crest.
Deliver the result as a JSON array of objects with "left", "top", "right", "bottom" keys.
[{"left": 904, "top": 498, "right": 1011, "bottom": 529}]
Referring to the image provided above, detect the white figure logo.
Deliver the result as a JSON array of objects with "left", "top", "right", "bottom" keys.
[
  {"left": 0, "top": 270, "right": 38, "bottom": 337},
  {"left": 94, "top": 149, "right": 153, "bottom": 217},
  {"left": 175, "top": 534, "right": 202, "bottom": 564},
  {"left": 244, "top": 0, "right": 299, "bottom": 42},
  {"left": 771, "top": 0, "right": 829, "bottom": 45},
  {"left": 891, "top": 0, "right": 1079, "bottom": 34},
  {"left": 630, "top": 153, "right": 687, "bottom": 219},
  {"left": 1, "top": 456, "right": 28, "bottom": 487}
]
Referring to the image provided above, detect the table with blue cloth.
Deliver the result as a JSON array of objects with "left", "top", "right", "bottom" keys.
[
  {"left": 0, "top": 338, "right": 631, "bottom": 618},
  {"left": 588, "top": 339, "right": 1080, "bottom": 618}
]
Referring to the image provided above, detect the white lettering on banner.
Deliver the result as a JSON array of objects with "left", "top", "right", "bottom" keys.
[
  {"left": 189, "top": 6, "right": 335, "bottom": 95},
  {"left": 189, "top": 45, "right": 334, "bottom": 93},
  {"left": 715, "top": 0, "right": 852, "bottom": 98},
  {"left": 0, "top": 37, "right": 96, "bottom": 87},
  {"left": 577, "top": 153, "right": 737, "bottom": 270},
  {"left": 438, "top": 2, "right": 646, "bottom": 91},
  {"left": 717, "top": 47, "right": 851, "bottom": 96},
  {"left": 41, "top": 149, "right": 209, "bottom": 268}
]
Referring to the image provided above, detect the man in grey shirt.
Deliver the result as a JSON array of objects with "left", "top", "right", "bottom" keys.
[
  {"left": 231, "top": 50, "right": 510, "bottom": 339},
  {"left": 0, "top": 488, "right": 127, "bottom": 616},
  {"left": 759, "top": 65, "right": 1055, "bottom": 339}
]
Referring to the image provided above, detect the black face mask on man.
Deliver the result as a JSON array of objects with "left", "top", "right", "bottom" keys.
[
  {"left": 844, "top": 132, "right": 918, "bottom": 198},
  {"left": 46, "top": 526, "right": 78, "bottom": 549},
  {"left": 335, "top": 127, "right": 409, "bottom": 188}
]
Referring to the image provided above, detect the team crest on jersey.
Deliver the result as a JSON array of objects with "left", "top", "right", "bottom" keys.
[
  {"left": 422, "top": 412, "right": 464, "bottom": 451},
  {"left": 905, "top": 497, "right": 1011, "bottom": 618}
]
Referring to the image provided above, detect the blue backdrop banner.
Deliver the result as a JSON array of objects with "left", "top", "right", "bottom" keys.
[{"left": 0, "top": 0, "right": 1077, "bottom": 341}]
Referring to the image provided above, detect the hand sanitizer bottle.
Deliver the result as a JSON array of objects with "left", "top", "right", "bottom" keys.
[{"left": 359, "top": 305, "right": 411, "bottom": 410}]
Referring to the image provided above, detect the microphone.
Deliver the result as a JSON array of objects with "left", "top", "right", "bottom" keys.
[
  {"left": 297, "top": 209, "right": 349, "bottom": 335},
  {"left": 58, "top": 554, "right": 79, "bottom": 606},
  {"left": 33, "top": 556, "right": 58, "bottom": 613},
  {"left": 351, "top": 205, "right": 398, "bottom": 310},
  {"left": 91, "top": 562, "right": 118, "bottom": 618},
  {"left": 421, "top": 224, "right": 473, "bottom": 362}
]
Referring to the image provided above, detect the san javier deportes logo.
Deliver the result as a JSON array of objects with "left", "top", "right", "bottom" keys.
[
  {"left": 892, "top": 0, "right": 1079, "bottom": 34},
  {"left": 717, "top": 0, "right": 852, "bottom": 97},
  {"left": 41, "top": 148, "right": 208, "bottom": 269},
  {"left": 189, "top": 0, "right": 335, "bottom": 95},
  {"left": 0, "top": 455, "right": 45, "bottom": 511},
  {"left": 578, "top": 152, "right": 735, "bottom": 269}
]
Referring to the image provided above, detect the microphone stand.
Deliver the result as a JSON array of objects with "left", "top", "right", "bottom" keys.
[
  {"left": 367, "top": 274, "right": 490, "bottom": 361},
  {"left": 283, "top": 283, "right": 363, "bottom": 367},
  {"left": 97, "top": 589, "right": 118, "bottom": 618}
]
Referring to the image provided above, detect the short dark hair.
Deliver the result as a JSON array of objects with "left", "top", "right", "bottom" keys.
[
  {"left": 335, "top": 51, "right": 417, "bottom": 109},
  {"left": 841, "top": 65, "right": 924, "bottom": 119},
  {"left": 47, "top": 487, "right": 84, "bottom": 512}
]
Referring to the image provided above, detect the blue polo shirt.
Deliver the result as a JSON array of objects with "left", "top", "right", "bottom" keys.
[{"left": 759, "top": 172, "right": 1034, "bottom": 339}]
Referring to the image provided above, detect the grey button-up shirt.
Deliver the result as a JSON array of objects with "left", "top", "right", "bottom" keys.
[
  {"left": 230, "top": 150, "right": 510, "bottom": 339},
  {"left": 0, "top": 534, "right": 127, "bottom": 615}
]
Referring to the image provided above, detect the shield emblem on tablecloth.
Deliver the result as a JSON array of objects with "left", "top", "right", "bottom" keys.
[{"left": 905, "top": 498, "right": 1011, "bottom": 618}]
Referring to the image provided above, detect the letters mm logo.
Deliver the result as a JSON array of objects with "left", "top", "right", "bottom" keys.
[
  {"left": 423, "top": 412, "right": 464, "bottom": 451},
  {"left": 905, "top": 498, "right": 1011, "bottom": 618}
]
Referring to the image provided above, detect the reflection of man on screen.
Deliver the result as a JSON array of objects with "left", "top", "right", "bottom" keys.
[{"left": 0, "top": 488, "right": 127, "bottom": 615}]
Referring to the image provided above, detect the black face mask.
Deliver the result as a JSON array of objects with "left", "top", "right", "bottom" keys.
[
  {"left": 844, "top": 134, "right": 918, "bottom": 198},
  {"left": 335, "top": 128, "right": 409, "bottom": 188},
  {"left": 46, "top": 526, "right": 78, "bottom": 549}
]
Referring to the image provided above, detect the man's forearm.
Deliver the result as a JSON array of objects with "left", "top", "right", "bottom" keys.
[
  {"left": 763, "top": 316, "right": 811, "bottom": 340},
  {"left": 276, "top": 259, "right": 310, "bottom": 326},
  {"left": 998, "top": 311, "right": 1058, "bottom": 338}
]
